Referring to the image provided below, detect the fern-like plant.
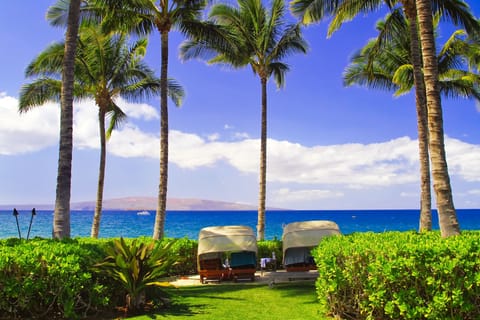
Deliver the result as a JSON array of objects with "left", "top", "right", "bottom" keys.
[{"left": 94, "top": 238, "right": 176, "bottom": 311}]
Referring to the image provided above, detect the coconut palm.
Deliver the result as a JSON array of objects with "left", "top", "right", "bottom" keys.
[
  {"left": 344, "top": 11, "right": 480, "bottom": 231},
  {"left": 416, "top": 0, "right": 459, "bottom": 237},
  {"left": 180, "top": 0, "right": 308, "bottom": 240},
  {"left": 81, "top": 0, "right": 207, "bottom": 240},
  {"left": 45, "top": 0, "right": 81, "bottom": 239},
  {"left": 19, "top": 25, "right": 185, "bottom": 238},
  {"left": 289, "top": 0, "right": 478, "bottom": 236}
]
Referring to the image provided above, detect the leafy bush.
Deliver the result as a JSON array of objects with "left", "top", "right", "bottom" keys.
[
  {"left": 257, "top": 239, "right": 282, "bottom": 268},
  {"left": 0, "top": 237, "right": 285, "bottom": 318},
  {"left": 313, "top": 231, "right": 480, "bottom": 320},
  {"left": 0, "top": 238, "right": 110, "bottom": 319},
  {"left": 167, "top": 237, "right": 198, "bottom": 275}
]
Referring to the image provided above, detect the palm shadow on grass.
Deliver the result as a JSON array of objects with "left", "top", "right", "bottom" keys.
[
  {"left": 272, "top": 281, "right": 318, "bottom": 305},
  {"left": 151, "top": 281, "right": 318, "bottom": 318},
  {"left": 159, "top": 284, "right": 260, "bottom": 316}
]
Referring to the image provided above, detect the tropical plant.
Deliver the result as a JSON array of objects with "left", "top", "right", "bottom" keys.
[
  {"left": 94, "top": 238, "right": 177, "bottom": 311},
  {"left": 344, "top": 11, "right": 480, "bottom": 231},
  {"left": 180, "top": 0, "right": 308, "bottom": 240},
  {"left": 289, "top": 0, "right": 479, "bottom": 236},
  {"left": 45, "top": 0, "right": 82, "bottom": 239},
  {"left": 19, "top": 25, "right": 185, "bottom": 239}
]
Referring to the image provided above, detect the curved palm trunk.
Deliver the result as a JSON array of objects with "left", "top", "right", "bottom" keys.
[
  {"left": 403, "top": 2, "right": 432, "bottom": 231},
  {"left": 257, "top": 77, "right": 267, "bottom": 240},
  {"left": 91, "top": 110, "right": 107, "bottom": 238},
  {"left": 53, "top": 0, "right": 81, "bottom": 239},
  {"left": 416, "top": 0, "right": 460, "bottom": 237},
  {"left": 153, "top": 30, "right": 170, "bottom": 240}
]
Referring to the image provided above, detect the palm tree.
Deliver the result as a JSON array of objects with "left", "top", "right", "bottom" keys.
[
  {"left": 71, "top": 0, "right": 209, "bottom": 240},
  {"left": 289, "top": 0, "right": 478, "bottom": 236},
  {"left": 416, "top": 0, "right": 460, "bottom": 237},
  {"left": 19, "top": 26, "right": 185, "bottom": 238},
  {"left": 47, "top": 0, "right": 82, "bottom": 239},
  {"left": 180, "top": 0, "right": 308, "bottom": 240},
  {"left": 344, "top": 11, "right": 480, "bottom": 232}
]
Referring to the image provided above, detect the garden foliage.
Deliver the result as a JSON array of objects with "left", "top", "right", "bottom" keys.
[
  {"left": 313, "top": 231, "right": 480, "bottom": 320},
  {"left": 94, "top": 237, "right": 177, "bottom": 311},
  {"left": 0, "top": 238, "right": 110, "bottom": 319}
]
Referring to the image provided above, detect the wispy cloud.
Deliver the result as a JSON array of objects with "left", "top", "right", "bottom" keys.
[
  {"left": 2, "top": 93, "right": 480, "bottom": 190},
  {"left": 206, "top": 133, "right": 220, "bottom": 141},
  {"left": 272, "top": 188, "right": 344, "bottom": 203}
]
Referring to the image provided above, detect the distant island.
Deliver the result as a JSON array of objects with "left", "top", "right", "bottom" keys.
[{"left": 0, "top": 197, "right": 282, "bottom": 211}]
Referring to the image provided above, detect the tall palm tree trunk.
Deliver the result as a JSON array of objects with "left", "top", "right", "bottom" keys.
[
  {"left": 257, "top": 77, "right": 267, "bottom": 240},
  {"left": 91, "top": 110, "right": 107, "bottom": 238},
  {"left": 415, "top": 0, "right": 460, "bottom": 237},
  {"left": 53, "top": 0, "right": 81, "bottom": 239},
  {"left": 153, "top": 30, "right": 170, "bottom": 240},
  {"left": 403, "top": 2, "right": 432, "bottom": 231}
]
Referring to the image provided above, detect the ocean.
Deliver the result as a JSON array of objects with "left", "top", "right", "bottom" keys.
[{"left": 1, "top": 209, "right": 479, "bottom": 240}]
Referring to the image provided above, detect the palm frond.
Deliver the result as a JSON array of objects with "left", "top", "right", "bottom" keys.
[
  {"left": 106, "top": 101, "right": 127, "bottom": 139},
  {"left": 343, "top": 62, "right": 398, "bottom": 92},
  {"left": 432, "top": 0, "right": 480, "bottom": 36},
  {"left": 18, "top": 78, "right": 62, "bottom": 112},
  {"left": 392, "top": 64, "right": 414, "bottom": 96},
  {"left": 269, "top": 62, "right": 289, "bottom": 88},
  {"left": 166, "top": 78, "right": 185, "bottom": 107},
  {"left": 328, "top": 0, "right": 385, "bottom": 37},
  {"left": 290, "top": 0, "right": 339, "bottom": 25},
  {"left": 25, "top": 42, "right": 65, "bottom": 77}
]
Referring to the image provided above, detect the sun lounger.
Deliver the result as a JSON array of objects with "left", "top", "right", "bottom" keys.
[
  {"left": 197, "top": 252, "right": 229, "bottom": 283},
  {"left": 230, "top": 251, "right": 257, "bottom": 282}
]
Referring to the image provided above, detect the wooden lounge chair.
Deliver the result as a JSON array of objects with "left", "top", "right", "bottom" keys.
[
  {"left": 230, "top": 251, "right": 256, "bottom": 282},
  {"left": 198, "top": 253, "right": 229, "bottom": 283}
]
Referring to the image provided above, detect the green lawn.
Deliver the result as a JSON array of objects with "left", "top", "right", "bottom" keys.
[{"left": 128, "top": 281, "right": 327, "bottom": 320}]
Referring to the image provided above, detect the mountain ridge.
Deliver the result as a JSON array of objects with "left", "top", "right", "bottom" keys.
[{"left": 0, "top": 196, "right": 283, "bottom": 211}]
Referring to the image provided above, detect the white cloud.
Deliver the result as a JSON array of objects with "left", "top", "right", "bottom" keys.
[
  {"left": 109, "top": 124, "right": 159, "bottom": 158},
  {"left": 443, "top": 137, "right": 480, "bottom": 182},
  {"left": 233, "top": 132, "right": 250, "bottom": 140},
  {"left": 0, "top": 93, "right": 59, "bottom": 155},
  {"left": 116, "top": 97, "right": 159, "bottom": 121},
  {"left": 400, "top": 191, "right": 419, "bottom": 198},
  {"left": 467, "top": 189, "right": 480, "bottom": 195},
  {"left": 206, "top": 133, "right": 220, "bottom": 141},
  {"left": 3, "top": 93, "right": 480, "bottom": 190},
  {"left": 272, "top": 188, "right": 344, "bottom": 203},
  {"left": 0, "top": 94, "right": 160, "bottom": 155}
]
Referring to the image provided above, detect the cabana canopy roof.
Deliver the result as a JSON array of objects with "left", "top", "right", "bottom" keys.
[
  {"left": 198, "top": 225, "right": 257, "bottom": 256},
  {"left": 282, "top": 220, "right": 341, "bottom": 252}
]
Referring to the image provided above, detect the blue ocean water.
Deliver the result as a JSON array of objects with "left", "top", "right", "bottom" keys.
[{"left": 1, "top": 209, "right": 479, "bottom": 240}]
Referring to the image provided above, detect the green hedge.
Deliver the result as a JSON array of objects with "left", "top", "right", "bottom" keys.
[
  {"left": 0, "top": 237, "right": 283, "bottom": 318},
  {"left": 313, "top": 231, "right": 480, "bottom": 320},
  {"left": 0, "top": 238, "right": 112, "bottom": 319}
]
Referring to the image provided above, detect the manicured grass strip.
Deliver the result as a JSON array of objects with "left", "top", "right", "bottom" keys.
[{"left": 128, "top": 282, "right": 326, "bottom": 320}]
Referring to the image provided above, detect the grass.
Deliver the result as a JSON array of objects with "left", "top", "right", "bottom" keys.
[{"left": 127, "top": 281, "right": 326, "bottom": 320}]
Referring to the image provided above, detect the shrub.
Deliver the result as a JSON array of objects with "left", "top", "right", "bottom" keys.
[
  {"left": 313, "top": 231, "right": 480, "bottom": 320},
  {"left": 0, "top": 238, "right": 110, "bottom": 319},
  {"left": 167, "top": 237, "right": 198, "bottom": 275},
  {"left": 257, "top": 239, "right": 282, "bottom": 268}
]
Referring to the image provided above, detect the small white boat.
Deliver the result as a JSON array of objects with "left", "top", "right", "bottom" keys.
[{"left": 137, "top": 210, "right": 150, "bottom": 216}]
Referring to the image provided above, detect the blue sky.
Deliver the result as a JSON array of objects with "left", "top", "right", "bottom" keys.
[{"left": 1, "top": 1, "right": 480, "bottom": 210}]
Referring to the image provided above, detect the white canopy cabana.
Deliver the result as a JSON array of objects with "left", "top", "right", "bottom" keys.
[
  {"left": 282, "top": 220, "right": 341, "bottom": 267},
  {"left": 198, "top": 225, "right": 257, "bottom": 257}
]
